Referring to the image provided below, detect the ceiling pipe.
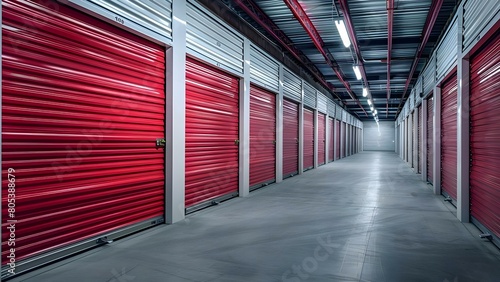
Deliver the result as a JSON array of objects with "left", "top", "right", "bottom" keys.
[
  {"left": 386, "top": 0, "right": 394, "bottom": 118},
  {"left": 283, "top": 0, "right": 368, "bottom": 116},
  {"left": 396, "top": 0, "right": 444, "bottom": 115},
  {"left": 232, "top": 0, "right": 345, "bottom": 104}
]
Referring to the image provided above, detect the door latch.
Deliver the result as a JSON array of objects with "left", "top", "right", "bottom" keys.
[
  {"left": 156, "top": 138, "right": 166, "bottom": 148},
  {"left": 234, "top": 139, "right": 240, "bottom": 145}
]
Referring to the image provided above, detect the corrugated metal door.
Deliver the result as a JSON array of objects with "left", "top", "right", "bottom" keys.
[
  {"left": 303, "top": 108, "right": 314, "bottom": 170},
  {"left": 470, "top": 34, "right": 500, "bottom": 241},
  {"left": 185, "top": 57, "right": 239, "bottom": 209},
  {"left": 427, "top": 96, "right": 434, "bottom": 184},
  {"left": 328, "top": 118, "right": 334, "bottom": 162},
  {"left": 336, "top": 119, "right": 341, "bottom": 160},
  {"left": 441, "top": 71, "right": 458, "bottom": 200},
  {"left": 250, "top": 85, "right": 276, "bottom": 188},
  {"left": 341, "top": 122, "right": 346, "bottom": 158},
  {"left": 318, "top": 114, "right": 326, "bottom": 165},
  {"left": 2, "top": 0, "right": 165, "bottom": 268},
  {"left": 418, "top": 105, "right": 422, "bottom": 174},
  {"left": 283, "top": 99, "right": 299, "bottom": 177}
]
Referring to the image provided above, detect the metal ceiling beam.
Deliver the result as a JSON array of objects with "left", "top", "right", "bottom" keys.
[
  {"left": 282, "top": 0, "right": 368, "bottom": 116},
  {"left": 336, "top": 0, "right": 370, "bottom": 116},
  {"left": 396, "top": 0, "right": 444, "bottom": 115},
  {"left": 386, "top": 0, "right": 394, "bottom": 117},
  {"left": 232, "top": 0, "right": 345, "bottom": 104}
]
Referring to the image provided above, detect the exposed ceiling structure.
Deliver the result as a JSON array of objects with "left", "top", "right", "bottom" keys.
[{"left": 216, "top": 0, "right": 459, "bottom": 120}]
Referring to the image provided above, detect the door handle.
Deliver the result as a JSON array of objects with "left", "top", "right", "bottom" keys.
[{"left": 156, "top": 138, "right": 166, "bottom": 148}]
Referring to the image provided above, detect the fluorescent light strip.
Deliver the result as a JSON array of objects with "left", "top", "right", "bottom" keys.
[
  {"left": 335, "top": 20, "right": 351, "bottom": 48},
  {"left": 352, "top": 65, "right": 362, "bottom": 80},
  {"left": 362, "top": 87, "right": 368, "bottom": 97},
  {"left": 367, "top": 99, "right": 372, "bottom": 106}
]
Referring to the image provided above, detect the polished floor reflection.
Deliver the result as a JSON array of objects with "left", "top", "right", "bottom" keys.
[{"left": 13, "top": 152, "right": 500, "bottom": 282}]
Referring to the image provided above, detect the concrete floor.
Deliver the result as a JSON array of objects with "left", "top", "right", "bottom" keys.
[{"left": 13, "top": 151, "right": 500, "bottom": 282}]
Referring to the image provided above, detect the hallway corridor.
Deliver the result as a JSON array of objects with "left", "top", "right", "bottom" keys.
[{"left": 15, "top": 152, "right": 500, "bottom": 282}]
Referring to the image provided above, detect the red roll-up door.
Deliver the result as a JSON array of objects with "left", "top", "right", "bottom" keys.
[
  {"left": 318, "top": 114, "right": 326, "bottom": 165},
  {"left": 427, "top": 96, "right": 434, "bottom": 184},
  {"left": 418, "top": 105, "right": 422, "bottom": 174},
  {"left": 341, "top": 122, "right": 346, "bottom": 158},
  {"left": 185, "top": 57, "right": 239, "bottom": 209},
  {"left": 249, "top": 85, "right": 276, "bottom": 188},
  {"left": 283, "top": 99, "right": 299, "bottom": 177},
  {"left": 303, "top": 108, "right": 314, "bottom": 170},
  {"left": 328, "top": 118, "right": 334, "bottom": 162},
  {"left": 335, "top": 120, "right": 341, "bottom": 160},
  {"left": 470, "top": 33, "right": 500, "bottom": 240},
  {"left": 348, "top": 125, "right": 351, "bottom": 156},
  {"left": 1, "top": 0, "right": 166, "bottom": 268},
  {"left": 441, "top": 71, "right": 458, "bottom": 200}
]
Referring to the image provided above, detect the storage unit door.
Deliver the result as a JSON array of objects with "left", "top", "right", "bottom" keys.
[
  {"left": 427, "top": 96, "right": 434, "bottom": 184},
  {"left": 185, "top": 57, "right": 239, "bottom": 209},
  {"left": 318, "top": 114, "right": 326, "bottom": 165},
  {"left": 2, "top": 0, "right": 166, "bottom": 270},
  {"left": 341, "top": 122, "right": 346, "bottom": 158},
  {"left": 441, "top": 71, "right": 458, "bottom": 200},
  {"left": 328, "top": 118, "right": 334, "bottom": 162},
  {"left": 283, "top": 99, "right": 299, "bottom": 177},
  {"left": 418, "top": 105, "right": 422, "bottom": 174},
  {"left": 303, "top": 108, "right": 314, "bottom": 170},
  {"left": 470, "top": 34, "right": 500, "bottom": 241},
  {"left": 336, "top": 120, "right": 341, "bottom": 160},
  {"left": 250, "top": 85, "right": 276, "bottom": 188}
]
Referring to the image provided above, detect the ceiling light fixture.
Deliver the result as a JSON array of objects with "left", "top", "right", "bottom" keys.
[
  {"left": 362, "top": 87, "right": 368, "bottom": 97},
  {"left": 367, "top": 99, "right": 372, "bottom": 106},
  {"left": 374, "top": 109, "right": 377, "bottom": 115},
  {"left": 352, "top": 65, "right": 362, "bottom": 80},
  {"left": 335, "top": 20, "right": 351, "bottom": 48}
]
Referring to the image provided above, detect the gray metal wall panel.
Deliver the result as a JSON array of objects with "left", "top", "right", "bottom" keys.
[
  {"left": 463, "top": 0, "right": 500, "bottom": 50},
  {"left": 250, "top": 44, "right": 279, "bottom": 92},
  {"left": 317, "top": 92, "right": 328, "bottom": 114},
  {"left": 328, "top": 100, "right": 336, "bottom": 117},
  {"left": 336, "top": 105, "right": 342, "bottom": 120},
  {"left": 423, "top": 56, "right": 436, "bottom": 98},
  {"left": 436, "top": 18, "right": 458, "bottom": 81},
  {"left": 283, "top": 68, "right": 302, "bottom": 102},
  {"left": 342, "top": 110, "right": 347, "bottom": 122},
  {"left": 187, "top": 1, "right": 244, "bottom": 75},
  {"left": 74, "top": 0, "right": 173, "bottom": 42},
  {"left": 303, "top": 82, "right": 316, "bottom": 108},
  {"left": 409, "top": 89, "right": 415, "bottom": 111},
  {"left": 363, "top": 121, "right": 395, "bottom": 151}
]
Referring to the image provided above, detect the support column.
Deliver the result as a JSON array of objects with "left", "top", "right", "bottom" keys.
[
  {"left": 333, "top": 118, "right": 337, "bottom": 160},
  {"left": 403, "top": 118, "right": 406, "bottom": 161},
  {"left": 433, "top": 86, "right": 442, "bottom": 195},
  {"left": 456, "top": 7, "right": 470, "bottom": 222},
  {"left": 340, "top": 120, "right": 344, "bottom": 159},
  {"left": 422, "top": 99, "right": 428, "bottom": 182},
  {"left": 276, "top": 65, "right": 284, "bottom": 183},
  {"left": 165, "top": 0, "right": 187, "bottom": 224},
  {"left": 239, "top": 38, "right": 251, "bottom": 197},
  {"left": 298, "top": 82, "right": 304, "bottom": 174},
  {"left": 325, "top": 114, "right": 330, "bottom": 163}
]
